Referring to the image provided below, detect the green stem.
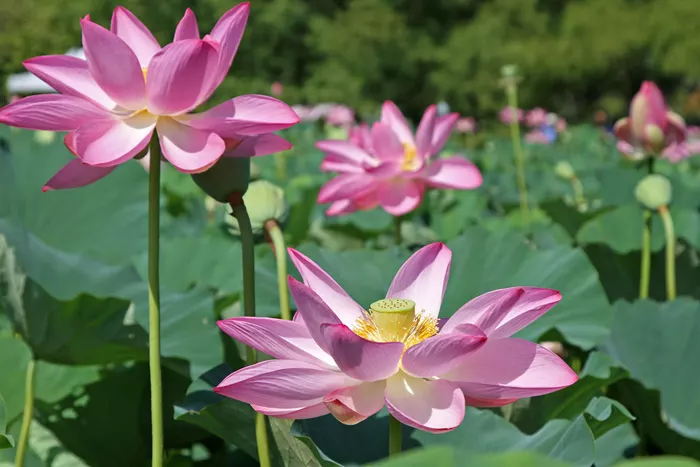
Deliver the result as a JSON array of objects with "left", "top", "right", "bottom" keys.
[
  {"left": 393, "top": 216, "right": 402, "bottom": 246},
  {"left": 14, "top": 359, "right": 35, "bottom": 467},
  {"left": 389, "top": 415, "right": 402, "bottom": 457},
  {"left": 506, "top": 87, "right": 529, "bottom": 226},
  {"left": 274, "top": 152, "right": 287, "bottom": 182},
  {"left": 147, "top": 135, "right": 164, "bottom": 467},
  {"left": 229, "top": 197, "right": 271, "bottom": 467},
  {"left": 659, "top": 205, "right": 676, "bottom": 301},
  {"left": 570, "top": 176, "right": 587, "bottom": 212},
  {"left": 265, "top": 220, "right": 291, "bottom": 321},
  {"left": 640, "top": 210, "right": 651, "bottom": 300}
]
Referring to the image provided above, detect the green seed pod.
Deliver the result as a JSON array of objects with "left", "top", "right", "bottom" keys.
[
  {"left": 191, "top": 157, "right": 251, "bottom": 203},
  {"left": 34, "top": 130, "right": 56, "bottom": 145},
  {"left": 226, "top": 179, "right": 289, "bottom": 236},
  {"left": 634, "top": 174, "right": 672, "bottom": 210},
  {"left": 554, "top": 161, "right": 575, "bottom": 180}
]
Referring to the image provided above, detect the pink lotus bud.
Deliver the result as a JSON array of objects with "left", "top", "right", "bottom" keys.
[
  {"left": 500, "top": 106, "right": 523, "bottom": 124},
  {"left": 455, "top": 117, "right": 477, "bottom": 133},
  {"left": 630, "top": 82, "right": 667, "bottom": 140},
  {"left": 525, "top": 108, "right": 548, "bottom": 127},
  {"left": 271, "top": 81, "right": 284, "bottom": 97}
]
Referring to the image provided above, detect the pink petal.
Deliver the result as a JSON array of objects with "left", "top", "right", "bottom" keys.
[
  {"left": 217, "top": 317, "right": 337, "bottom": 369},
  {"left": 385, "top": 242, "right": 451, "bottom": 319},
  {"left": 156, "top": 117, "right": 225, "bottom": 173},
  {"left": 320, "top": 155, "right": 363, "bottom": 174},
  {"left": 324, "top": 381, "right": 385, "bottom": 425},
  {"left": 443, "top": 338, "right": 578, "bottom": 401},
  {"left": 0, "top": 95, "right": 108, "bottom": 131},
  {"left": 146, "top": 39, "right": 219, "bottom": 116},
  {"left": 613, "top": 117, "right": 632, "bottom": 144},
  {"left": 401, "top": 324, "right": 486, "bottom": 378},
  {"left": 464, "top": 395, "right": 518, "bottom": 408},
  {"left": 81, "top": 19, "right": 146, "bottom": 110},
  {"left": 184, "top": 95, "right": 300, "bottom": 137},
  {"left": 630, "top": 81, "right": 667, "bottom": 137},
  {"left": 74, "top": 112, "right": 156, "bottom": 166},
  {"left": 287, "top": 248, "right": 364, "bottom": 326},
  {"left": 326, "top": 200, "right": 359, "bottom": 216},
  {"left": 174, "top": 8, "right": 200, "bottom": 41},
  {"left": 371, "top": 122, "right": 404, "bottom": 161},
  {"left": 385, "top": 373, "right": 465, "bottom": 433},
  {"left": 316, "top": 140, "right": 373, "bottom": 166},
  {"left": 223, "top": 134, "right": 291, "bottom": 158},
  {"left": 415, "top": 105, "right": 437, "bottom": 157},
  {"left": 110, "top": 6, "right": 161, "bottom": 67},
  {"left": 377, "top": 179, "right": 424, "bottom": 216},
  {"left": 252, "top": 402, "right": 329, "bottom": 419},
  {"left": 380, "top": 100, "right": 414, "bottom": 146},
  {"left": 320, "top": 323, "right": 403, "bottom": 381},
  {"left": 423, "top": 156, "right": 483, "bottom": 190},
  {"left": 23, "top": 55, "right": 116, "bottom": 109},
  {"left": 442, "top": 287, "right": 562, "bottom": 338},
  {"left": 287, "top": 276, "right": 342, "bottom": 354},
  {"left": 214, "top": 359, "right": 352, "bottom": 409},
  {"left": 431, "top": 113, "right": 459, "bottom": 155},
  {"left": 210, "top": 3, "right": 250, "bottom": 89},
  {"left": 43, "top": 158, "right": 115, "bottom": 191},
  {"left": 318, "top": 173, "right": 375, "bottom": 204}
]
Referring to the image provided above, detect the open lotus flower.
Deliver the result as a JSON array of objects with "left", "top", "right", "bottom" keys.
[
  {"left": 317, "top": 101, "right": 482, "bottom": 217},
  {"left": 614, "top": 81, "right": 686, "bottom": 156},
  {"left": 525, "top": 108, "right": 548, "bottom": 127},
  {"left": 499, "top": 106, "right": 524, "bottom": 124},
  {"left": 215, "top": 243, "right": 578, "bottom": 432},
  {"left": 455, "top": 117, "right": 477, "bottom": 134},
  {"left": 0, "top": 3, "right": 298, "bottom": 190}
]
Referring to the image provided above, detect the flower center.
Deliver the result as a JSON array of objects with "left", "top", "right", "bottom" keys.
[
  {"left": 401, "top": 144, "right": 420, "bottom": 172},
  {"left": 353, "top": 298, "right": 438, "bottom": 348},
  {"left": 142, "top": 67, "right": 148, "bottom": 83}
]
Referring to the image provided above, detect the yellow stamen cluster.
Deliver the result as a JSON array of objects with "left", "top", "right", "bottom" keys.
[
  {"left": 401, "top": 143, "right": 420, "bottom": 172},
  {"left": 142, "top": 67, "right": 148, "bottom": 82},
  {"left": 353, "top": 298, "right": 438, "bottom": 349}
]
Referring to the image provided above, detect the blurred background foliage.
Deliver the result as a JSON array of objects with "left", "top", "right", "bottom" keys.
[{"left": 3, "top": 0, "right": 700, "bottom": 122}]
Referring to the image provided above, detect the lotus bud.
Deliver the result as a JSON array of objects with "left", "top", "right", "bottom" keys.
[
  {"left": 635, "top": 174, "right": 672, "bottom": 210},
  {"left": 554, "top": 161, "right": 575, "bottom": 180},
  {"left": 191, "top": 157, "right": 251, "bottom": 203},
  {"left": 226, "top": 179, "right": 289, "bottom": 236},
  {"left": 34, "top": 130, "right": 55, "bottom": 145},
  {"left": 630, "top": 82, "right": 667, "bottom": 141},
  {"left": 500, "top": 64, "right": 519, "bottom": 79}
]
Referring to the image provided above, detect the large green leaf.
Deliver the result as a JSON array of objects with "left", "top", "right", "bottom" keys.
[
  {"left": 614, "top": 458, "right": 700, "bottom": 467},
  {"left": 0, "top": 420, "right": 89, "bottom": 467},
  {"left": 608, "top": 299, "right": 700, "bottom": 440},
  {"left": 584, "top": 396, "right": 635, "bottom": 439},
  {"left": 595, "top": 424, "right": 639, "bottom": 467},
  {"left": 0, "top": 394, "right": 13, "bottom": 450}
]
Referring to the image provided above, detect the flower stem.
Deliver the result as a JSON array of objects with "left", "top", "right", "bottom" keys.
[
  {"left": 265, "top": 220, "right": 291, "bottom": 321},
  {"left": 147, "top": 135, "right": 164, "bottom": 467},
  {"left": 640, "top": 210, "right": 651, "bottom": 300},
  {"left": 393, "top": 216, "right": 402, "bottom": 246},
  {"left": 506, "top": 86, "right": 529, "bottom": 226},
  {"left": 274, "top": 152, "right": 287, "bottom": 182},
  {"left": 388, "top": 415, "right": 402, "bottom": 457},
  {"left": 228, "top": 195, "right": 271, "bottom": 467},
  {"left": 659, "top": 205, "right": 676, "bottom": 301},
  {"left": 14, "top": 359, "right": 35, "bottom": 467}
]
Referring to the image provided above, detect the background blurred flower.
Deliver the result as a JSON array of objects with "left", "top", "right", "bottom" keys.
[
  {"left": 500, "top": 106, "right": 524, "bottom": 124},
  {"left": 271, "top": 81, "right": 284, "bottom": 97},
  {"left": 325, "top": 104, "right": 355, "bottom": 127},
  {"left": 455, "top": 117, "right": 477, "bottom": 134},
  {"left": 525, "top": 107, "right": 548, "bottom": 127}
]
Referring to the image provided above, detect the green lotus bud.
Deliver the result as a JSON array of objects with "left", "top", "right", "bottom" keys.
[
  {"left": 191, "top": 157, "right": 250, "bottom": 202},
  {"left": 34, "top": 130, "right": 55, "bottom": 145},
  {"left": 500, "top": 64, "right": 519, "bottom": 79},
  {"left": 554, "top": 161, "right": 575, "bottom": 180},
  {"left": 226, "top": 179, "right": 289, "bottom": 236},
  {"left": 634, "top": 174, "right": 672, "bottom": 210}
]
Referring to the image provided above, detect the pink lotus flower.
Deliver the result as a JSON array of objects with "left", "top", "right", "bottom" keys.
[
  {"left": 215, "top": 243, "right": 577, "bottom": 432},
  {"left": 0, "top": 4, "right": 298, "bottom": 190},
  {"left": 325, "top": 104, "right": 355, "bottom": 127},
  {"left": 524, "top": 130, "right": 552, "bottom": 145},
  {"left": 317, "top": 101, "right": 482, "bottom": 216},
  {"left": 455, "top": 117, "right": 477, "bottom": 134},
  {"left": 271, "top": 81, "right": 284, "bottom": 97},
  {"left": 525, "top": 108, "right": 548, "bottom": 127},
  {"left": 500, "top": 106, "right": 524, "bottom": 124},
  {"left": 614, "top": 81, "right": 686, "bottom": 155}
]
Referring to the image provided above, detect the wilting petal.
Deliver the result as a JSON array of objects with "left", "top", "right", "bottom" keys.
[
  {"left": 380, "top": 101, "right": 414, "bottom": 146},
  {"left": 442, "top": 287, "right": 561, "bottom": 338},
  {"left": 214, "top": 359, "right": 352, "bottom": 409},
  {"left": 431, "top": 113, "right": 459, "bottom": 155},
  {"left": 401, "top": 324, "right": 486, "bottom": 378},
  {"left": 613, "top": 117, "right": 632, "bottom": 143},
  {"left": 287, "top": 277, "right": 343, "bottom": 353},
  {"left": 185, "top": 95, "right": 300, "bottom": 136},
  {"left": 320, "top": 323, "right": 403, "bottom": 381},
  {"left": 324, "top": 381, "right": 385, "bottom": 425},
  {"left": 385, "top": 242, "right": 451, "bottom": 319},
  {"left": 316, "top": 140, "right": 374, "bottom": 166},
  {"left": 318, "top": 173, "right": 375, "bottom": 203},
  {"left": 252, "top": 402, "right": 329, "bottom": 419},
  {"left": 156, "top": 117, "right": 225, "bottom": 173},
  {"left": 377, "top": 179, "right": 424, "bottom": 216},
  {"left": 81, "top": 19, "right": 146, "bottom": 110},
  {"left": 223, "top": 134, "right": 290, "bottom": 158},
  {"left": 217, "top": 317, "right": 337, "bottom": 369},
  {"left": 43, "top": 158, "right": 116, "bottom": 191},
  {"left": 174, "top": 8, "right": 200, "bottom": 41},
  {"left": 287, "top": 249, "right": 364, "bottom": 326},
  {"left": 147, "top": 39, "right": 219, "bottom": 116},
  {"left": 666, "top": 111, "right": 687, "bottom": 145},
  {"left": 371, "top": 122, "right": 404, "bottom": 161},
  {"left": 415, "top": 105, "right": 437, "bottom": 157},
  {"left": 209, "top": 3, "right": 250, "bottom": 89},
  {"left": 0, "top": 95, "right": 108, "bottom": 131},
  {"left": 74, "top": 112, "right": 156, "bottom": 166},
  {"left": 110, "top": 6, "right": 161, "bottom": 67},
  {"left": 442, "top": 338, "right": 578, "bottom": 401},
  {"left": 385, "top": 372, "right": 465, "bottom": 433},
  {"left": 423, "top": 156, "right": 482, "bottom": 189},
  {"left": 23, "top": 55, "right": 116, "bottom": 109}
]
